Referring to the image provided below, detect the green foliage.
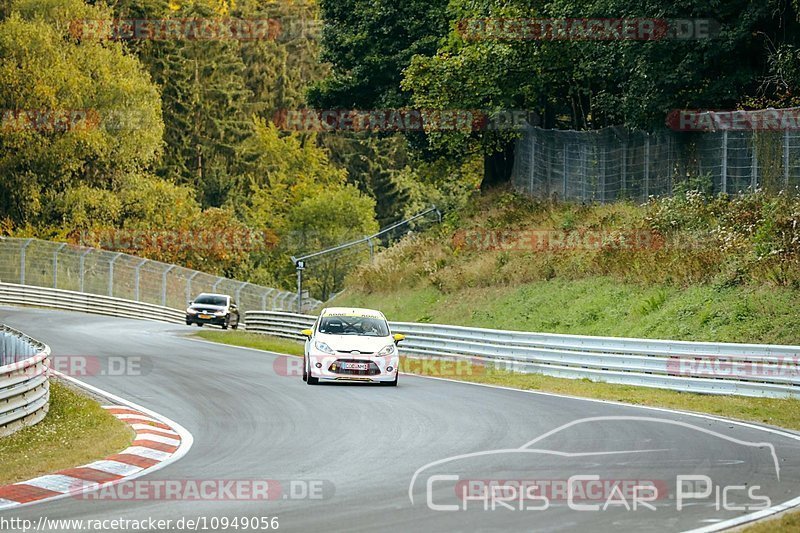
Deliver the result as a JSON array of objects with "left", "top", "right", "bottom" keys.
[
  {"left": 0, "top": 0, "right": 163, "bottom": 225},
  {"left": 308, "top": 0, "right": 449, "bottom": 109}
]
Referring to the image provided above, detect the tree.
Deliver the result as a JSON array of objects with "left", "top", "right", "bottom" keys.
[
  {"left": 0, "top": 0, "right": 163, "bottom": 226},
  {"left": 308, "top": 0, "right": 450, "bottom": 109},
  {"left": 286, "top": 184, "right": 378, "bottom": 299},
  {"left": 110, "top": 0, "right": 253, "bottom": 207}
]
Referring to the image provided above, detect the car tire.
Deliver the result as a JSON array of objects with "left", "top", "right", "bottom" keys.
[
  {"left": 307, "top": 360, "right": 319, "bottom": 385},
  {"left": 222, "top": 316, "right": 229, "bottom": 330},
  {"left": 197, "top": 323, "right": 203, "bottom": 327},
  {"left": 302, "top": 356, "right": 308, "bottom": 382}
]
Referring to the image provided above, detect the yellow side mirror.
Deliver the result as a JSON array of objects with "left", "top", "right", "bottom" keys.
[
  {"left": 393, "top": 333, "right": 405, "bottom": 344},
  {"left": 300, "top": 329, "right": 313, "bottom": 338}
]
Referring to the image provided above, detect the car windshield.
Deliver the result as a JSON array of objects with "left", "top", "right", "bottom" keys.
[
  {"left": 194, "top": 295, "right": 227, "bottom": 306},
  {"left": 318, "top": 316, "right": 389, "bottom": 337}
]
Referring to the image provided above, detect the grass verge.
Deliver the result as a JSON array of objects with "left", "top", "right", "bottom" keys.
[
  {"left": 199, "top": 330, "right": 800, "bottom": 532},
  {"left": 194, "top": 330, "right": 304, "bottom": 356},
  {"left": 332, "top": 281, "right": 800, "bottom": 346},
  {"left": 0, "top": 381, "right": 134, "bottom": 485}
]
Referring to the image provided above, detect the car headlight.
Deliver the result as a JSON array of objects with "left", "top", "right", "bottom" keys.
[
  {"left": 186, "top": 308, "right": 198, "bottom": 315},
  {"left": 314, "top": 341, "right": 335, "bottom": 355},
  {"left": 214, "top": 310, "right": 225, "bottom": 316},
  {"left": 377, "top": 344, "right": 396, "bottom": 356}
]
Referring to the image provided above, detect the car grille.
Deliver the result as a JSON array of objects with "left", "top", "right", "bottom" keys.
[
  {"left": 335, "top": 350, "right": 375, "bottom": 355},
  {"left": 329, "top": 359, "right": 381, "bottom": 376}
]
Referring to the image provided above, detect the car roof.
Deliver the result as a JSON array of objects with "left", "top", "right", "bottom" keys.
[
  {"left": 320, "top": 307, "right": 386, "bottom": 320},
  {"left": 196, "top": 293, "right": 229, "bottom": 299}
]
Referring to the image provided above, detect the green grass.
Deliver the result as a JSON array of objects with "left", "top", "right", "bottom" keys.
[
  {"left": 0, "top": 381, "right": 134, "bottom": 485},
  {"left": 332, "top": 280, "right": 800, "bottom": 345},
  {"left": 744, "top": 510, "right": 800, "bottom": 532},
  {"left": 194, "top": 330, "right": 304, "bottom": 356}
]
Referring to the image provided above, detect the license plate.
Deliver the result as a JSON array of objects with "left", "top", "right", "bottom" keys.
[
  {"left": 343, "top": 362, "right": 369, "bottom": 370},
  {"left": 199, "top": 314, "right": 212, "bottom": 319}
]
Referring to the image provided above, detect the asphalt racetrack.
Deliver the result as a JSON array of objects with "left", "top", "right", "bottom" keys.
[{"left": 2, "top": 307, "right": 799, "bottom": 532}]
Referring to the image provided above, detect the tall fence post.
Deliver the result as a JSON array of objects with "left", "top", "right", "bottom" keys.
[
  {"left": 562, "top": 147, "right": 568, "bottom": 200},
  {"left": 262, "top": 288, "right": 275, "bottom": 311},
  {"left": 52, "top": 243, "right": 67, "bottom": 289},
  {"left": 163, "top": 265, "right": 176, "bottom": 307},
  {"left": 621, "top": 142, "right": 627, "bottom": 198},
  {"left": 19, "top": 239, "right": 33, "bottom": 285},
  {"left": 185, "top": 270, "right": 198, "bottom": 305},
  {"left": 108, "top": 253, "right": 122, "bottom": 297},
  {"left": 366, "top": 237, "right": 374, "bottom": 262},
  {"left": 529, "top": 130, "right": 535, "bottom": 195},
  {"left": 785, "top": 130, "right": 791, "bottom": 190},
  {"left": 600, "top": 146, "right": 607, "bottom": 203},
  {"left": 236, "top": 282, "right": 247, "bottom": 304},
  {"left": 721, "top": 131, "right": 728, "bottom": 194},
  {"left": 79, "top": 248, "right": 92, "bottom": 293},
  {"left": 134, "top": 259, "right": 147, "bottom": 301},
  {"left": 751, "top": 134, "right": 758, "bottom": 190},
  {"left": 644, "top": 137, "right": 651, "bottom": 200}
]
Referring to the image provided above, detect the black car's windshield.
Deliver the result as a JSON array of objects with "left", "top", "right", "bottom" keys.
[
  {"left": 318, "top": 316, "right": 389, "bottom": 337},
  {"left": 194, "top": 295, "right": 227, "bottom": 306}
]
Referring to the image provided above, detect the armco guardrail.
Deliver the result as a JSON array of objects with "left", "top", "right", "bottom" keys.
[
  {"left": 245, "top": 311, "right": 800, "bottom": 399},
  {"left": 0, "top": 282, "right": 185, "bottom": 323},
  {"left": 1, "top": 325, "right": 50, "bottom": 437}
]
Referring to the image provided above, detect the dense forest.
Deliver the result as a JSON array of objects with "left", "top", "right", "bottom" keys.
[{"left": 1, "top": 0, "right": 799, "bottom": 298}]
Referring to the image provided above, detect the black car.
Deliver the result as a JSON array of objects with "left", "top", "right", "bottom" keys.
[{"left": 185, "top": 293, "right": 240, "bottom": 329}]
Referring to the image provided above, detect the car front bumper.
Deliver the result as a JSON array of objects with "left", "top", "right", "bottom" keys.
[
  {"left": 186, "top": 314, "right": 228, "bottom": 326},
  {"left": 307, "top": 354, "right": 400, "bottom": 383}
]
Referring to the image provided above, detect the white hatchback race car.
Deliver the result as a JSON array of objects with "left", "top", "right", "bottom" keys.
[{"left": 301, "top": 307, "right": 404, "bottom": 386}]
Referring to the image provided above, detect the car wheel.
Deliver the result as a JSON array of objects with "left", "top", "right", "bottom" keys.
[
  {"left": 302, "top": 356, "right": 308, "bottom": 382},
  {"left": 222, "top": 316, "right": 229, "bottom": 330},
  {"left": 307, "top": 360, "right": 319, "bottom": 385},
  {"left": 197, "top": 323, "right": 203, "bottom": 327}
]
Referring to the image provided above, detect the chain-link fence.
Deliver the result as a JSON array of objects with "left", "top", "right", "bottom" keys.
[
  {"left": 512, "top": 124, "right": 800, "bottom": 203},
  {"left": 0, "top": 237, "right": 321, "bottom": 313}
]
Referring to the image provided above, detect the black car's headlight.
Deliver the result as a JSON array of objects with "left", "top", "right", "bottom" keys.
[{"left": 186, "top": 308, "right": 198, "bottom": 315}]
